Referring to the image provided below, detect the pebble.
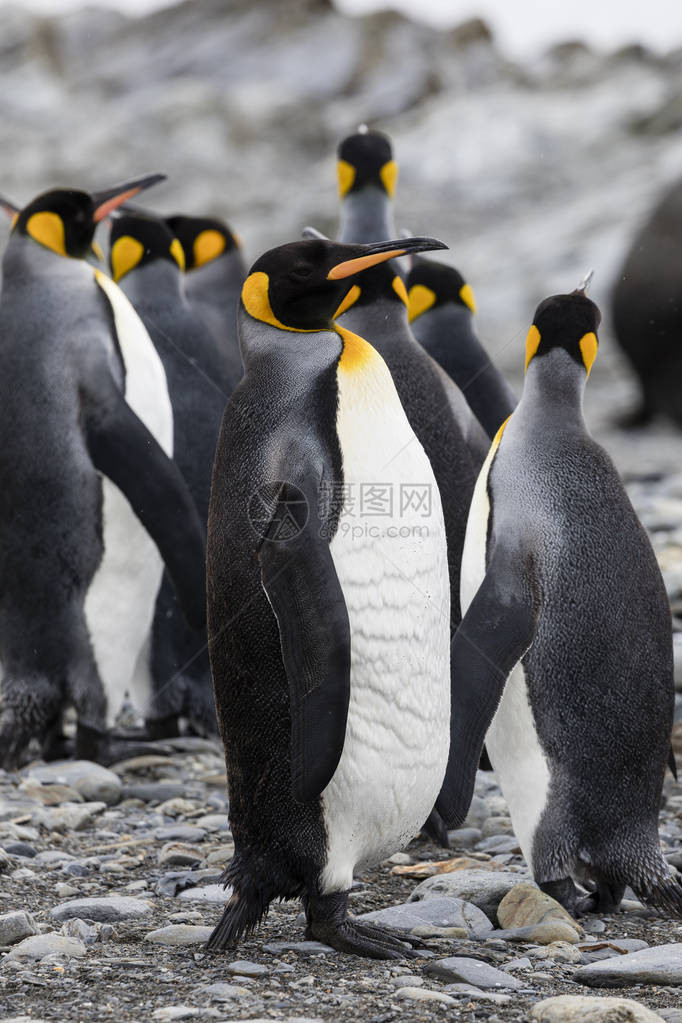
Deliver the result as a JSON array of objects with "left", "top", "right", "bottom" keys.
[
  {"left": 154, "top": 825, "right": 207, "bottom": 843},
  {"left": 496, "top": 882, "right": 582, "bottom": 935},
  {"left": 481, "top": 815, "right": 515, "bottom": 837},
  {"left": 226, "top": 959, "right": 271, "bottom": 977},
  {"left": 262, "top": 940, "right": 336, "bottom": 955},
  {"left": 393, "top": 987, "right": 457, "bottom": 1006},
  {"left": 583, "top": 919, "right": 607, "bottom": 934},
  {"left": 60, "top": 918, "right": 113, "bottom": 944},
  {"left": 25, "top": 761, "right": 122, "bottom": 805},
  {"left": 410, "top": 869, "right": 529, "bottom": 923},
  {"left": 177, "top": 884, "right": 229, "bottom": 903},
  {"left": 529, "top": 940, "right": 583, "bottom": 963},
  {"left": 4, "top": 933, "right": 87, "bottom": 962},
  {"left": 122, "top": 783, "right": 187, "bottom": 803},
  {"left": 22, "top": 781, "right": 84, "bottom": 806},
  {"left": 1, "top": 842, "right": 36, "bottom": 859},
  {"left": 200, "top": 982, "right": 252, "bottom": 1000},
  {"left": 152, "top": 1009, "right": 220, "bottom": 1021},
  {"left": 157, "top": 842, "right": 204, "bottom": 867},
  {"left": 34, "top": 802, "right": 107, "bottom": 833},
  {"left": 50, "top": 896, "right": 152, "bottom": 923},
  {"left": 389, "top": 975, "right": 425, "bottom": 988},
  {"left": 575, "top": 942, "right": 682, "bottom": 987},
  {"left": 144, "top": 924, "right": 214, "bottom": 945},
  {"left": 424, "top": 955, "right": 525, "bottom": 990},
  {"left": 0, "top": 910, "right": 38, "bottom": 945},
  {"left": 443, "top": 983, "right": 513, "bottom": 1005},
  {"left": 476, "top": 835, "right": 523, "bottom": 854},
  {"left": 447, "top": 827, "right": 482, "bottom": 848},
  {"left": 358, "top": 895, "right": 492, "bottom": 935},
  {"left": 193, "top": 814, "right": 230, "bottom": 832},
  {"left": 530, "top": 994, "right": 668, "bottom": 1022}
]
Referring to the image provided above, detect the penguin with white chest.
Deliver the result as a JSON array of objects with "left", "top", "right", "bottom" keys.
[
  {"left": 0, "top": 179, "right": 206, "bottom": 765},
  {"left": 448, "top": 281, "right": 680, "bottom": 915},
  {"left": 207, "top": 235, "right": 490, "bottom": 957}
]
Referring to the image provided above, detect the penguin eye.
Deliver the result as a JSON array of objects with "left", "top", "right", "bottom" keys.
[{"left": 291, "top": 264, "right": 313, "bottom": 279}]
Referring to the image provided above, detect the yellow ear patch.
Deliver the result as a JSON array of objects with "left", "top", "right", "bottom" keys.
[
  {"left": 579, "top": 331, "right": 598, "bottom": 377},
  {"left": 337, "top": 159, "right": 356, "bottom": 198},
  {"left": 241, "top": 271, "right": 310, "bottom": 333},
  {"left": 333, "top": 284, "right": 361, "bottom": 319},
  {"left": 392, "top": 275, "right": 408, "bottom": 306},
  {"left": 407, "top": 283, "right": 436, "bottom": 323},
  {"left": 459, "top": 282, "right": 477, "bottom": 314},
  {"left": 111, "top": 235, "right": 144, "bottom": 282},
  {"left": 26, "top": 211, "right": 67, "bottom": 257},
  {"left": 380, "top": 160, "right": 398, "bottom": 198},
  {"left": 193, "top": 229, "right": 225, "bottom": 268},
  {"left": 493, "top": 414, "right": 511, "bottom": 448},
  {"left": 90, "top": 240, "right": 104, "bottom": 263},
  {"left": 525, "top": 324, "right": 541, "bottom": 373},
  {"left": 170, "top": 237, "right": 186, "bottom": 271},
  {"left": 336, "top": 324, "right": 377, "bottom": 373}
]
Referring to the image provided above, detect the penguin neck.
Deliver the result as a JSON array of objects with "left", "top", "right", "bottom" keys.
[
  {"left": 412, "top": 303, "right": 477, "bottom": 357},
  {"left": 519, "top": 349, "right": 587, "bottom": 428},
  {"left": 2, "top": 233, "right": 92, "bottom": 285},
  {"left": 238, "top": 309, "right": 341, "bottom": 378},
  {"left": 189, "top": 249, "right": 246, "bottom": 300},
  {"left": 117, "top": 259, "right": 185, "bottom": 308},
  {"left": 337, "top": 187, "right": 396, "bottom": 243},
  {"left": 338, "top": 294, "right": 412, "bottom": 352}
]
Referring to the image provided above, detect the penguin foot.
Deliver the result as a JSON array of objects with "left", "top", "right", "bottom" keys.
[
  {"left": 421, "top": 806, "right": 450, "bottom": 848},
  {"left": 305, "top": 891, "right": 425, "bottom": 960},
  {"left": 538, "top": 877, "right": 579, "bottom": 916},
  {"left": 75, "top": 722, "right": 174, "bottom": 765},
  {"left": 576, "top": 881, "right": 625, "bottom": 916}
]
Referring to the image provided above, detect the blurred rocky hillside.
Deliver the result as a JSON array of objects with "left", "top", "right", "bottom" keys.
[{"left": 1, "top": 0, "right": 682, "bottom": 410}]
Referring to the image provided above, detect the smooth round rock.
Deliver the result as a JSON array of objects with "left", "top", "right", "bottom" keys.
[
  {"left": 497, "top": 882, "right": 582, "bottom": 934},
  {"left": 50, "top": 896, "right": 152, "bottom": 923},
  {"left": 144, "top": 924, "right": 214, "bottom": 946},
  {"left": 358, "top": 895, "right": 492, "bottom": 935},
  {"left": 0, "top": 910, "right": 38, "bottom": 946},
  {"left": 531, "top": 994, "right": 667, "bottom": 1022},
  {"left": 575, "top": 942, "right": 682, "bottom": 987},
  {"left": 26, "top": 761, "right": 121, "bottom": 806},
  {"left": 410, "top": 869, "right": 528, "bottom": 923},
  {"left": 5, "top": 933, "right": 87, "bottom": 961}
]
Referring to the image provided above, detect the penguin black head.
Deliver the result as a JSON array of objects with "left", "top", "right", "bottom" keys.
[
  {"left": 8, "top": 174, "right": 165, "bottom": 260},
  {"left": 165, "top": 215, "right": 240, "bottom": 271},
  {"left": 242, "top": 236, "right": 447, "bottom": 333},
  {"left": 109, "top": 211, "right": 185, "bottom": 283},
  {"left": 406, "top": 257, "right": 477, "bottom": 323},
  {"left": 337, "top": 127, "right": 397, "bottom": 199},
  {"left": 525, "top": 286, "right": 601, "bottom": 377}
]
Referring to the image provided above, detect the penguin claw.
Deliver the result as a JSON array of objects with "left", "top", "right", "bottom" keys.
[{"left": 309, "top": 918, "right": 423, "bottom": 959}]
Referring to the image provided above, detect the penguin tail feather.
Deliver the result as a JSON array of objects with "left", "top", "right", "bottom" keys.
[
  {"left": 205, "top": 858, "right": 274, "bottom": 952},
  {"left": 633, "top": 868, "right": 682, "bottom": 919}
]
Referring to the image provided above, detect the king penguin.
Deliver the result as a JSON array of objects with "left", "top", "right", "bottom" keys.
[
  {"left": 207, "top": 234, "right": 490, "bottom": 957},
  {"left": 336, "top": 126, "right": 399, "bottom": 245},
  {"left": 109, "top": 210, "right": 232, "bottom": 738},
  {"left": 612, "top": 180, "right": 682, "bottom": 426},
  {"left": 447, "top": 277, "right": 680, "bottom": 916},
  {"left": 0, "top": 178, "right": 206, "bottom": 766},
  {"left": 165, "top": 214, "right": 246, "bottom": 395},
  {"left": 407, "top": 256, "right": 517, "bottom": 438}
]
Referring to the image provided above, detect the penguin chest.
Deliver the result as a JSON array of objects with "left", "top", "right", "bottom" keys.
[
  {"left": 460, "top": 441, "right": 549, "bottom": 871},
  {"left": 84, "top": 272, "right": 174, "bottom": 725},
  {"left": 320, "top": 346, "right": 451, "bottom": 893}
]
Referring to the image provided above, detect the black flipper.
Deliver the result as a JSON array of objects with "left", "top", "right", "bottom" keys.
[
  {"left": 84, "top": 390, "right": 206, "bottom": 629},
  {"left": 257, "top": 464, "right": 351, "bottom": 804},
  {"left": 436, "top": 550, "right": 538, "bottom": 827}
]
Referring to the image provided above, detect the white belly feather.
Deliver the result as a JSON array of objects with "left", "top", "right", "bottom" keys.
[
  {"left": 460, "top": 429, "right": 549, "bottom": 873},
  {"left": 320, "top": 335, "right": 450, "bottom": 893},
  {"left": 85, "top": 270, "right": 172, "bottom": 726}
]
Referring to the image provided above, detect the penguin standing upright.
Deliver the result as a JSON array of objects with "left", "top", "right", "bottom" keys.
[
  {"left": 447, "top": 280, "right": 680, "bottom": 915},
  {"left": 0, "top": 179, "right": 206, "bottom": 766},
  {"left": 110, "top": 211, "right": 231, "bottom": 736},
  {"left": 166, "top": 214, "right": 246, "bottom": 395},
  {"left": 612, "top": 180, "right": 682, "bottom": 425},
  {"left": 407, "top": 256, "right": 517, "bottom": 438},
  {"left": 336, "top": 126, "right": 398, "bottom": 244},
  {"left": 207, "top": 235, "right": 492, "bottom": 958}
]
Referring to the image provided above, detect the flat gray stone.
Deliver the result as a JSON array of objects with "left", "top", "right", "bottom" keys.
[
  {"left": 178, "top": 884, "right": 230, "bottom": 903},
  {"left": 226, "top": 959, "right": 270, "bottom": 977},
  {"left": 424, "top": 955, "right": 525, "bottom": 990},
  {"left": 358, "top": 896, "right": 492, "bottom": 935},
  {"left": 410, "top": 869, "right": 528, "bottom": 922},
  {"left": 50, "top": 896, "right": 152, "bottom": 923},
  {"left": 154, "top": 825, "right": 207, "bottom": 843},
  {"left": 34, "top": 802, "right": 106, "bottom": 832},
  {"left": 447, "top": 827, "right": 482, "bottom": 848},
  {"left": 530, "top": 994, "right": 668, "bottom": 1022},
  {"left": 659, "top": 1011, "right": 682, "bottom": 1023},
  {"left": 144, "top": 925, "right": 214, "bottom": 946},
  {"left": 262, "top": 940, "right": 336, "bottom": 955},
  {"left": 444, "top": 983, "right": 513, "bottom": 1005},
  {"left": 393, "top": 987, "right": 457, "bottom": 1005},
  {"left": 575, "top": 942, "right": 682, "bottom": 987},
  {"left": 0, "top": 910, "right": 38, "bottom": 946},
  {"left": 157, "top": 842, "right": 203, "bottom": 868},
  {"left": 201, "top": 982, "right": 252, "bottom": 1000},
  {"left": 26, "top": 761, "right": 121, "bottom": 806},
  {"left": 4, "top": 933, "right": 87, "bottom": 962},
  {"left": 152, "top": 1010, "right": 220, "bottom": 1021}
]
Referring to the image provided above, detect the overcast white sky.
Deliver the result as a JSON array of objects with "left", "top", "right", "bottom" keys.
[{"left": 2, "top": 0, "right": 682, "bottom": 58}]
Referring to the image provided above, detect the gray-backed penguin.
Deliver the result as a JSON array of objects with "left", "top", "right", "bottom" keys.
[
  {"left": 612, "top": 180, "right": 682, "bottom": 426},
  {"left": 449, "top": 280, "right": 680, "bottom": 915},
  {"left": 0, "top": 179, "right": 206, "bottom": 766},
  {"left": 207, "top": 235, "right": 490, "bottom": 957},
  {"left": 407, "top": 256, "right": 517, "bottom": 438},
  {"left": 336, "top": 126, "right": 398, "bottom": 244},
  {"left": 165, "top": 214, "right": 246, "bottom": 395},
  {"left": 109, "top": 210, "right": 231, "bottom": 737}
]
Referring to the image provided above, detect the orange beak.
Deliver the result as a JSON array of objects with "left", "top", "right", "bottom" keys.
[{"left": 92, "top": 173, "right": 166, "bottom": 223}]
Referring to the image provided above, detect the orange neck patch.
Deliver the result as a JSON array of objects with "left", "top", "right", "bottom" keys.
[{"left": 335, "top": 324, "right": 377, "bottom": 372}]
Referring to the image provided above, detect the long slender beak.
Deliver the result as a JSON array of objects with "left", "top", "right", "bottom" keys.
[
  {"left": 327, "top": 236, "right": 447, "bottom": 280},
  {"left": 91, "top": 173, "right": 166, "bottom": 223},
  {"left": 0, "top": 195, "right": 19, "bottom": 218}
]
